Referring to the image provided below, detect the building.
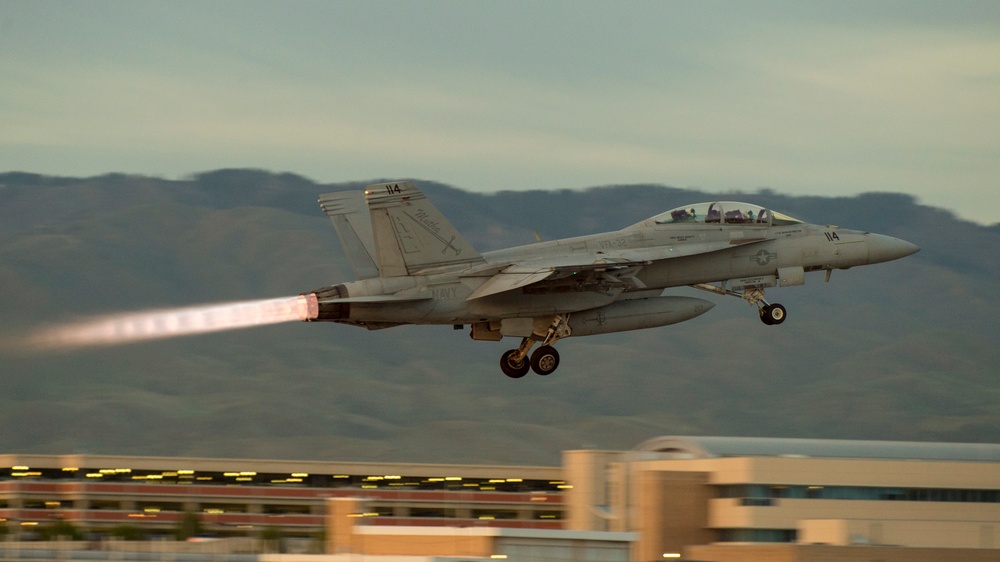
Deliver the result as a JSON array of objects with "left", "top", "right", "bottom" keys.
[
  {"left": 4, "top": 436, "right": 1000, "bottom": 561},
  {"left": 563, "top": 436, "right": 1000, "bottom": 561},
  {"left": 327, "top": 497, "right": 632, "bottom": 561},
  {"left": 0, "top": 454, "right": 564, "bottom": 540}
]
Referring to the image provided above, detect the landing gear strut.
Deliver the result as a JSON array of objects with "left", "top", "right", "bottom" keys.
[
  {"left": 499, "top": 315, "right": 569, "bottom": 378},
  {"left": 693, "top": 284, "right": 786, "bottom": 326}
]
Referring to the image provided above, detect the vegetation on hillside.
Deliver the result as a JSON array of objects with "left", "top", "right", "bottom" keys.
[{"left": 1, "top": 170, "right": 997, "bottom": 464}]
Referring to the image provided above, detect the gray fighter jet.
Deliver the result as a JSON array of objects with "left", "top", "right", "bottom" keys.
[{"left": 301, "top": 181, "right": 918, "bottom": 378}]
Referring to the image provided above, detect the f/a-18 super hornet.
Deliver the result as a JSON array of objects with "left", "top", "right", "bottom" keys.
[{"left": 300, "top": 181, "right": 918, "bottom": 378}]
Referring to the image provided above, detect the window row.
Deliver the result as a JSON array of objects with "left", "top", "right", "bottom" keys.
[
  {"left": 11, "top": 500, "right": 561, "bottom": 520},
  {"left": 717, "top": 484, "right": 1000, "bottom": 503},
  {"left": 2, "top": 469, "right": 564, "bottom": 493}
]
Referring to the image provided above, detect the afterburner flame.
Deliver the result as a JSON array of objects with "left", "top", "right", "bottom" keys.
[{"left": 24, "top": 295, "right": 314, "bottom": 350}]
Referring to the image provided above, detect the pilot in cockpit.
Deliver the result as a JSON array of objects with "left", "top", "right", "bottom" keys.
[{"left": 670, "top": 208, "right": 698, "bottom": 222}]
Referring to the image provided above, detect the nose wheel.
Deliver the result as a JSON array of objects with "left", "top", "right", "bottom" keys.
[{"left": 759, "top": 303, "right": 786, "bottom": 325}]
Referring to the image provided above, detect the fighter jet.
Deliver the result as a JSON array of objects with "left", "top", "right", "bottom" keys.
[{"left": 301, "top": 181, "right": 919, "bottom": 378}]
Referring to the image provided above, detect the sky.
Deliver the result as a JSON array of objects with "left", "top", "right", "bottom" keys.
[{"left": 2, "top": 1, "right": 999, "bottom": 225}]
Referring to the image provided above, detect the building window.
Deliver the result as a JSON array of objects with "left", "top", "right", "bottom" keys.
[
  {"left": 137, "top": 502, "right": 181, "bottom": 513},
  {"left": 717, "top": 528, "right": 797, "bottom": 543},
  {"left": 739, "top": 498, "right": 773, "bottom": 507},
  {"left": 472, "top": 509, "right": 518, "bottom": 520},
  {"left": 86, "top": 500, "right": 119, "bottom": 510},
  {"left": 533, "top": 510, "right": 563, "bottom": 520},
  {"left": 262, "top": 504, "right": 311, "bottom": 515},
  {"left": 408, "top": 507, "right": 455, "bottom": 518},
  {"left": 717, "top": 484, "right": 1000, "bottom": 503},
  {"left": 201, "top": 503, "right": 246, "bottom": 514}
]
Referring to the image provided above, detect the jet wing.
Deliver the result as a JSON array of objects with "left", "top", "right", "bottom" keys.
[
  {"left": 467, "top": 237, "right": 771, "bottom": 300},
  {"left": 465, "top": 269, "right": 556, "bottom": 300},
  {"left": 466, "top": 258, "right": 648, "bottom": 300},
  {"left": 616, "top": 238, "right": 770, "bottom": 260}
]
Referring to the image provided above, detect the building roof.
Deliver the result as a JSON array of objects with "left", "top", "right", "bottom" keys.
[{"left": 633, "top": 436, "right": 1000, "bottom": 462}]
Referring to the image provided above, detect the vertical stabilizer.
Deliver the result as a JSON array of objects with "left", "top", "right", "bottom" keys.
[
  {"left": 365, "top": 181, "right": 484, "bottom": 276},
  {"left": 318, "top": 191, "right": 380, "bottom": 279}
]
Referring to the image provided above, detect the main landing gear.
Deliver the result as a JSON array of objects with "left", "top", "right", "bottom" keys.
[
  {"left": 500, "top": 315, "right": 569, "bottom": 379},
  {"left": 693, "top": 285, "right": 787, "bottom": 326}
]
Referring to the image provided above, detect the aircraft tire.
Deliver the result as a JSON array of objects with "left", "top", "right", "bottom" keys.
[
  {"left": 762, "top": 304, "right": 786, "bottom": 325},
  {"left": 759, "top": 307, "right": 773, "bottom": 325},
  {"left": 530, "top": 346, "right": 560, "bottom": 376},
  {"left": 501, "top": 350, "right": 530, "bottom": 378}
]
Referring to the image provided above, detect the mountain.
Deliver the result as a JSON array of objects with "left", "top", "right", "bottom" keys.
[{"left": 1, "top": 170, "right": 998, "bottom": 465}]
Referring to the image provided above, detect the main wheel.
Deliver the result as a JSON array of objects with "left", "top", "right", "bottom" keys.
[
  {"left": 500, "top": 350, "right": 530, "bottom": 378},
  {"left": 761, "top": 303, "right": 786, "bottom": 325},
  {"left": 530, "top": 345, "right": 560, "bottom": 376}
]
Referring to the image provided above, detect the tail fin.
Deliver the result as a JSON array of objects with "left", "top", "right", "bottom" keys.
[
  {"left": 364, "top": 181, "right": 484, "bottom": 276},
  {"left": 318, "top": 191, "right": 380, "bottom": 279}
]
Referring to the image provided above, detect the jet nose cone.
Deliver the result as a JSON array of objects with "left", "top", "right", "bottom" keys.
[{"left": 867, "top": 233, "right": 920, "bottom": 264}]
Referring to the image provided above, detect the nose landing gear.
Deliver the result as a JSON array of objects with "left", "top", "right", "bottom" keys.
[
  {"left": 692, "top": 284, "right": 787, "bottom": 326},
  {"left": 759, "top": 302, "right": 787, "bottom": 325}
]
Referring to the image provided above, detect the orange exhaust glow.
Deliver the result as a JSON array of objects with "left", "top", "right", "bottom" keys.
[{"left": 21, "top": 295, "right": 315, "bottom": 351}]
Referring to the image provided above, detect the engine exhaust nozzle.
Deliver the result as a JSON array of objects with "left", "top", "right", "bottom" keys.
[{"left": 300, "top": 284, "right": 350, "bottom": 322}]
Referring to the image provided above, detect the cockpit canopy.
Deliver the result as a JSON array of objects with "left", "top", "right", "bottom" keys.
[{"left": 651, "top": 201, "right": 802, "bottom": 227}]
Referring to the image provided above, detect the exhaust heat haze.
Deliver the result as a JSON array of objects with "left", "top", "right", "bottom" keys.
[{"left": 20, "top": 296, "right": 314, "bottom": 351}]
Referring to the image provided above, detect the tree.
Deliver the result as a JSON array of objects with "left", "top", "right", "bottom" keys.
[
  {"left": 175, "top": 511, "right": 203, "bottom": 541},
  {"left": 108, "top": 525, "right": 145, "bottom": 541},
  {"left": 40, "top": 520, "right": 83, "bottom": 541},
  {"left": 260, "top": 526, "right": 283, "bottom": 553}
]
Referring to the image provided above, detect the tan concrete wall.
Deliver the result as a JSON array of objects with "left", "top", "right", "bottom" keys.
[
  {"left": 349, "top": 533, "right": 494, "bottom": 557},
  {"left": 633, "top": 470, "right": 713, "bottom": 562},
  {"left": 326, "top": 497, "right": 497, "bottom": 557},
  {"left": 637, "top": 456, "right": 1000, "bottom": 488},
  {"left": 800, "top": 518, "right": 1000, "bottom": 549},
  {"left": 685, "top": 543, "right": 799, "bottom": 562},
  {"left": 707, "top": 498, "right": 1000, "bottom": 530},
  {"left": 686, "top": 543, "right": 1000, "bottom": 562},
  {"left": 562, "top": 450, "right": 622, "bottom": 532},
  {"left": 326, "top": 497, "right": 364, "bottom": 554}
]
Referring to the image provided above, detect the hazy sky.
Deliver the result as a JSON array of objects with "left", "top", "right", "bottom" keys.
[{"left": 3, "top": 1, "right": 999, "bottom": 224}]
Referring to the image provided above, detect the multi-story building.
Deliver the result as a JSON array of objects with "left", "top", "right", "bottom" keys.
[
  {"left": 4, "top": 436, "right": 1000, "bottom": 562},
  {"left": 563, "top": 436, "right": 1000, "bottom": 561},
  {"left": 0, "top": 455, "right": 564, "bottom": 540}
]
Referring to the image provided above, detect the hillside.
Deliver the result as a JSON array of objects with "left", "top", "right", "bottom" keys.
[{"left": 1, "top": 170, "right": 998, "bottom": 465}]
